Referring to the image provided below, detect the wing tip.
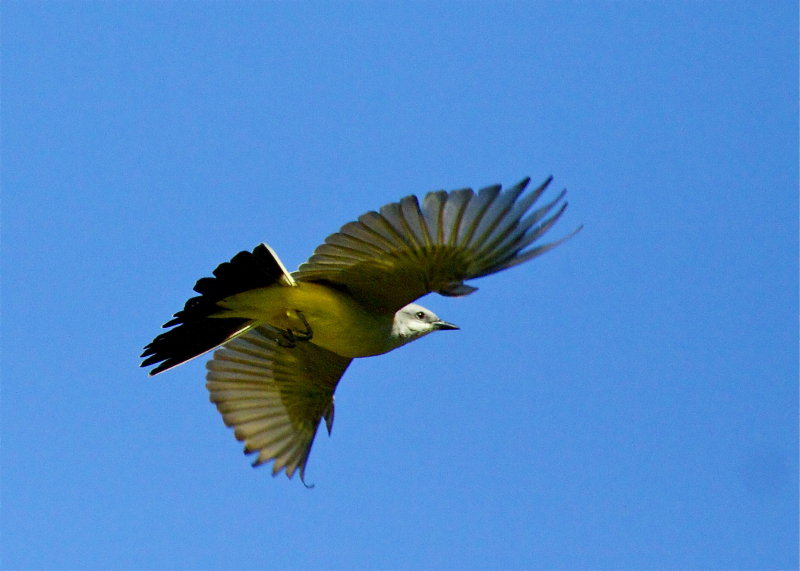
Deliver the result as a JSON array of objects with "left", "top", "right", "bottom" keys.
[{"left": 246, "top": 450, "right": 315, "bottom": 488}]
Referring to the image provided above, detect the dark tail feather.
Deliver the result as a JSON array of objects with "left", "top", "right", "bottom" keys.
[
  {"left": 141, "top": 243, "right": 291, "bottom": 375},
  {"left": 141, "top": 318, "right": 253, "bottom": 376}
]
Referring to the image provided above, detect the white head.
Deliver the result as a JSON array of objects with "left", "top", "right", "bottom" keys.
[{"left": 390, "top": 303, "right": 458, "bottom": 347}]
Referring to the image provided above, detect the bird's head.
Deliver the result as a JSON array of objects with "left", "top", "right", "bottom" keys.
[{"left": 391, "top": 303, "right": 459, "bottom": 346}]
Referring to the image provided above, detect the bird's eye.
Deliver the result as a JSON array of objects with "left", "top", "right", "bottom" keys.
[{"left": 415, "top": 311, "right": 426, "bottom": 320}]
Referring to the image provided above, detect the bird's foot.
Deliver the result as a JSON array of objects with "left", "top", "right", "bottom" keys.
[
  {"left": 289, "top": 310, "right": 313, "bottom": 341},
  {"left": 275, "top": 310, "right": 313, "bottom": 347}
]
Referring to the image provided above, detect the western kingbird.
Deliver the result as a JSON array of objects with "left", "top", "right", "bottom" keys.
[{"left": 142, "top": 176, "right": 580, "bottom": 484}]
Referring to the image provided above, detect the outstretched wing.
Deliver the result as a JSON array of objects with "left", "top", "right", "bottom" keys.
[
  {"left": 206, "top": 326, "right": 351, "bottom": 484},
  {"left": 293, "top": 176, "right": 581, "bottom": 314}
]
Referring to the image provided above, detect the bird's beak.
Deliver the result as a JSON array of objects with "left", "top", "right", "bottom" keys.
[{"left": 433, "top": 320, "right": 459, "bottom": 331}]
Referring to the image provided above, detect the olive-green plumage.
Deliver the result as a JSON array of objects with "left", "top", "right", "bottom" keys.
[{"left": 142, "top": 176, "right": 580, "bottom": 484}]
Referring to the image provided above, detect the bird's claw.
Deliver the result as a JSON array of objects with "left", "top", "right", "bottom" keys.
[
  {"left": 275, "top": 309, "right": 313, "bottom": 347},
  {"left": 290, "top": 310, "right": 313, "bottom": 341}
]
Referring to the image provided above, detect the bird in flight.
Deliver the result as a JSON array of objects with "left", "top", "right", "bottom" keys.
[{"left": 141, "top": 176, "right": 580, "bottom": 485}]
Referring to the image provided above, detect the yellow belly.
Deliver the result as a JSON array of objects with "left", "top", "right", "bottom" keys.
[{"left": 216, "top": 282, "right": 396, "bottom": 358}]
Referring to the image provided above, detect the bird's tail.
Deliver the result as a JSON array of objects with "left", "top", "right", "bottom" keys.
[{"left": 141, "top": 243, "right": 295, "bottom": 375}]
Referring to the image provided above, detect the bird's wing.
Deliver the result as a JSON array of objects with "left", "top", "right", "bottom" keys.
[
  {"left": 206, "top": 326, "right": 351, "bottom": 484},
  {"left": 293, "top": 176, "right": 581, "bottom": 314}
]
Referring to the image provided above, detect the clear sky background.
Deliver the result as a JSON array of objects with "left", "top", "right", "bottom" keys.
[{"left": 2, "top": 2, "right": 797, "bottom": 569}]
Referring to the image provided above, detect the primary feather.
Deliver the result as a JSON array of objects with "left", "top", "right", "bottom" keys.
[{"left": 293, "top": 176, "right": 581, "bottom": 313}]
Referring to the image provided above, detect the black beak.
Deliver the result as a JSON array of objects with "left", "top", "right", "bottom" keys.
[{"left": 433, "top": 321, "right": 459, "bottom": 331}]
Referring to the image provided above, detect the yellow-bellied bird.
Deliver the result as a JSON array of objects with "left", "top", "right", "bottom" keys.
[{"left": 141, "top": 176, "right": 580, "bottom": 485}]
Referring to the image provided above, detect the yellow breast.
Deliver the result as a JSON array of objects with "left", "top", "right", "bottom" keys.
[{"left": 217, "top": 282, "right": 397, "bottom": 358}]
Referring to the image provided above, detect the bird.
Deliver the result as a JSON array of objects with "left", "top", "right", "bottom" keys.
[{"left": 141, "top": 175, "right": 580, "bottom": 485}]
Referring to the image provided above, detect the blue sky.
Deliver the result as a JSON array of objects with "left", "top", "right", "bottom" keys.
[{"left": 2, "top": 2, "right": 797, "bottom": 569}]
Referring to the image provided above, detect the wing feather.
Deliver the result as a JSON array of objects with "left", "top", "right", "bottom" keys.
[
  {"left": 485, "top": 223, "right": 583, "bottom": 276},
  {"left": 324, "top": 233, "right": 389, "bottom": 257},
  {"left": 441, "top": 188, "right": 474, "bottom": 246},
  {"left": 422, "top": 191, "right": 448, "bottom": 244},
  {"left": 358, "top": 210, "right": 414, "bottom": 248},
  {"left": 310, "top": 244, "right": 371, "bottom": 264},
  {"left": 293, "top": 176, "right": 579, "bottom": 312},
  {"left": 470, "top": 179, "right": 545, "bottom": 256},
  {"left": 400, "top": 195, "right": 432, "bottom": 248},
  {"left": 458, "top": 184, "right": 501, "bottom": 246},
  {"left": 380, "top": 202, "right": 424, "bottom": 252},
  {"left": 206, "top": 326, "right": 351, "bottom": 484},
  {"left": 465, "top": 180, "right": 532, "bottom": 257},
  {"left": 472, "top": 190, "right": 568, "bottom": 272},
  {"left": 333, "top": 223, "right": 397, "bottom": 254}
]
